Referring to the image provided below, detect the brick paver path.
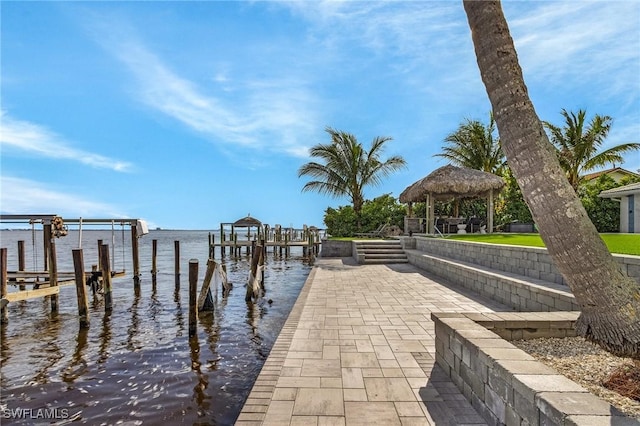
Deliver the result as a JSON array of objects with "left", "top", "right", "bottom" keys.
[{"left": 237, "top": 258, "right": 509, "bottom": 425}]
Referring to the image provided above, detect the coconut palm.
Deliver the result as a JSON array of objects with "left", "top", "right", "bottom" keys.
[
  {"left": 436, "top": 113, "right": 505, "bottom": 174},
  {"left": 298, "top": 127, "right": 406, "bottom": 229},
  {"left": 464, "top": 0, "right": 640, "bottom": 358},
  {"left": 544, "top": 109, "right": 640, "bottom": 190}
]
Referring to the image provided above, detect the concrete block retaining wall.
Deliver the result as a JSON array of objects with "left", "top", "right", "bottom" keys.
[
  {"left": 404, "top": 236, "right": 640, "bottom": 286},
  {"left": 319, "top": 240, "right": 353, "bottom": 258},
  {"left": 432, "top": 312, "right": 636, "bottom": 426},
  {"left": 405, "top": 250, "right": 580, "bottom": 312}
]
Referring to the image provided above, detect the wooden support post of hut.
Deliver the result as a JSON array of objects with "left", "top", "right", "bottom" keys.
[
  {"left": 1, "top": 248, "right": 8, "bottom": 324},
  {"left": 174, "top": 240, "right": 180, "bottom": 288},
  {"left": 188, "top": 259, "right": 198, "bottom": 337},
  {"left": 44, "top": 222, "right": 59, "bottom": 312},
  {"left": 99, "top": 244, "right": 113, "bottom": 312},
  {"left": 72, "top": 249, "right": 90, "bottom": 328},
  {"left": 17, "top": 240, "right": 26, "bottom": 290}
]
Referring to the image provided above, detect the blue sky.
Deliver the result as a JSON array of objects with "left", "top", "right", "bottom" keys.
[{"left": 2, "top": 1, "right": 639, "bottom": 230}]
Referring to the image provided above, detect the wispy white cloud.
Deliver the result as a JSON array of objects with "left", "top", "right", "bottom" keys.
[
  {"left": 507, "top": 2, "right": 640, "bottom": 94},
  {"left": 0, "top": 111, "right": 133, "bottom": 172},
  {"left": 85, "top": 15, "right": 321, "bottom": 159},
  {"left": 0, "top": 176, "right": 127, "bottom": 217}
]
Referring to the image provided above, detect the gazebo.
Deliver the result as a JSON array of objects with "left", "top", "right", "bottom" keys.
[
  {"left": 231, "top": 214, "right": 263, "bottom": 239},
  {"left": 399, "top": 165, "right": 505, "bottom": 234}
]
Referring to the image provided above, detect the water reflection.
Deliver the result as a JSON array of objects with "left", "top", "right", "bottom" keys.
[
  {"left": 189, "top": 334, "right": 210, "bottom": 416},
  {"left": 174, "top": 287, "right": 184, "bottom": 337},
  {"left": 127, "top": 291, "right": 141, "bottom": 351},
  {"left": 98, "top": 311, "right": 112, "bottom": 368},
  {"left": 31, "top": 308, "right": 63, "bottom": 385},
  {"left": 62, "top": 328, "right": 89, "bottom": 384}
]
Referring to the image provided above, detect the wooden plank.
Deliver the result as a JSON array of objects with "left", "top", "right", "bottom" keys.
[{"left": 3, "top": 286, "right": 60, "bottom": 302}]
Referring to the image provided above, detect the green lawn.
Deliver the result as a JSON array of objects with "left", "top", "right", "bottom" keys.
[{"left": 447, "top": 233, "right": 640, "bottom": 256}]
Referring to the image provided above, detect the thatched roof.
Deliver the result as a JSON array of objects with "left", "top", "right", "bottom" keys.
[
  {"left": 399, "top": 165, "right": 505, "bottom": 203},
  {"left": 232, "top": 214, "right": 262, "bottom": 227}
]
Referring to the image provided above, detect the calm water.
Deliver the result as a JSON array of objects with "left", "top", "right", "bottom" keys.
[{"left": 0, "top": 229, "right": 312, "bottom": 425}]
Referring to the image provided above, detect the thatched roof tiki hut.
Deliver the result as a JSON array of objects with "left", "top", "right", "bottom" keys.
[{"left": 399, "top": 165, "right": 505, "bottom": 234}]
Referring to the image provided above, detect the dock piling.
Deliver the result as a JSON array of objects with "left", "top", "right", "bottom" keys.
[
  {"left": 174, "top": 240, "right": 181, "bottom": 288},
  {"left": 17, "top": 241, "right": 26, "bottom": 290},
  {"left": 44, "top": 223, "right": 59, "bottom": 312},
  {"left": 151, "top": 239, "right": 158, "bottom": 276},
  {"left": 188, "top": 259, "right": 198, "bottom": 337},
  {"left": 1, "top": 248, "right": 8, "bottom": 324},
  {"left": 72, "top": 249, "right": 90, "bottom": 328},
  {"left": 131, "top": 224, "right": 140, "bottom": 288},
  {"left": 99, "top": 244, "right": 113, "bottom": 312}
]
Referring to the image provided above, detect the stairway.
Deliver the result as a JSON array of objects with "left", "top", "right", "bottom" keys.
[{"left": 354, "top": 239, "right": 408, "bottom": 264}]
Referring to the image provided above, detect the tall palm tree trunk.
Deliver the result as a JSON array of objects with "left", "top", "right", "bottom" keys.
[{"left": 463, "top": 0, "right": 640, "bottom": 358}]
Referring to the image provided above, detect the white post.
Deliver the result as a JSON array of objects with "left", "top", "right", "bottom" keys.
[
  {"left": 428, "top": 193, "right": 435, "bottom": 235},
  {"left": 488, "top": 190, "right": 494, "bottom": 234}
]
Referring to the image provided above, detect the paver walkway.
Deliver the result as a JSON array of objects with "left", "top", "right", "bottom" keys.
[{"left": 237, "top": 258, "right": 509, "bottom": 425}]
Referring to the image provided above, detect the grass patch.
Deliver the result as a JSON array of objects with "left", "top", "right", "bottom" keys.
[{"left": 447, "top": 233, "right": 640, "bottom": 256}]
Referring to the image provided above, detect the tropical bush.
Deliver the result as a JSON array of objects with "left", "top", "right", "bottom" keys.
[{"left": 324, "top": 194, "right": 406, "bottom": 237}]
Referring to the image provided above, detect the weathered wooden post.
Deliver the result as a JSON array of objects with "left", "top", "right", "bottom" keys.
[
  {"left": 97, "top": 239, "right": 103, "bottom": 272},
  {"left": 197, "top": 259, "right": 216, "bottom": 312},
  {"left": 72, "top": 249, "right": 90, "bottom": 328},
  {"left": 151, "top": 239, "right": 158, "bottom": 277},
  {"left": 284, "top": 233, "right": 290, "bottom": 257},
  {"left": 233, "top": 233, "right": 238, "bottom": 258},
  {"left": 17, "top": 240, "right": 26, "bottom": 290},
  {"left": 259, "top": 245, "right": 265, "bottom": 292},
  {"left": 44, "top": 222, "right": 59, "bottom": 312},
  {"left": 208, "top": 233, "right": 215, "bottom": 259},
  {"left": 99, "top": 244, "right": 113, "bottom": 312},
  {"left": 90, "top": 264, "right": 99, "bottom": 297},
  {"left": 245, "top": 245, "right": 263, "bottom": 302},
  {"left": 174, "top": 240, "right": 181, "bottom": 289},
  {"left": 1, "top": 248, "right": 8, "bottom": 324},
  {"left": 220, "top": 223, "right": 225, "bottom": 257},
  {"left": 260, "top": 239, "right": 266, "bottom": 261},
  {"left": 188, "top": 259, "right": 198, "bottom": 337},
  {"left": 131, "top": 224, "right": 141, "bottom": 288}
]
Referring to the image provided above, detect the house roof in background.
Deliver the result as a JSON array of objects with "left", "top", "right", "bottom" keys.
[
  {"left": 599, "top": 182, "right": 640, "bottom": 198},
  {"left": 582, "top": 167, "right": 640, "bottom": 181}
]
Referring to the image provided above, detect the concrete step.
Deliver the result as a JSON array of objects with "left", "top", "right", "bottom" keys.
[
  {"left": 355, "top": 239, "right": 408, "bottom": 264},
  {"left": 363, "top": 258, "right": 409, "bottom": 264}
]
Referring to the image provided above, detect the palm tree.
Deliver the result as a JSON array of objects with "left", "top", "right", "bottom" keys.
[
  {"left": 544, "top": 109, "right": 640, "bottom": 190},
  {"left": 436, "top": 113, "right": 505, "bottom": 174},
  {"left": 298, "top": 127, "right": 406, "bottom": 229},
  {"left": 464, "top": 0, "right": 640, "bottom": 359}
]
